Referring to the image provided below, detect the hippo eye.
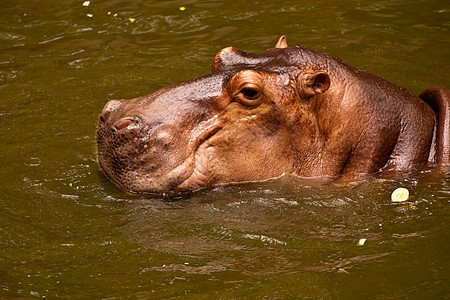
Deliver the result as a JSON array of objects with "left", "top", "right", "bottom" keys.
[
  {"left": 238, "top": 83, "right": 262, "bottom": 101},
  {"left": 229, "top": 70, "right": 264, "bottom": 107},
  {"left": 241, "top": 87, "right": 260, "bottom": 99}
]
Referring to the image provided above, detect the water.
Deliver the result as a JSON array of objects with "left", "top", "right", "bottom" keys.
[{"left": 1, "top": 0, "right": 449, "bottom": 298}]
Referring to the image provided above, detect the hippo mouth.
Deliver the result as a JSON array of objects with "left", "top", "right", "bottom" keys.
[
  {"left": 173, "top": 147, "right": 212, "bottom": 192},
  {"left": 97, "top": 113, "right": 223, "bottom": 195},
  {"left": 139, "top": 124, "right": 222, "bottom": 194},
  {"left": 172, "top": 125, "right": 222, "bottom": 193}
]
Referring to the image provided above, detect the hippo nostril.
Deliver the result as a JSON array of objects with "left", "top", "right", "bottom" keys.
[
  {"left": 113, "top": 118, "right": 134, "bottom": 131},
  {"left": 101, "top": 99, "right": 122, "bottom": 121}
]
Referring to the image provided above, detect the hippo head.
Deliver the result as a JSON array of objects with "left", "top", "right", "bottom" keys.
[
  {"left": 96, "top": 36, "right": 367, "bottom": 194},
  {"left": 97, "top": 36, "right": 338, "bottom": 194}
]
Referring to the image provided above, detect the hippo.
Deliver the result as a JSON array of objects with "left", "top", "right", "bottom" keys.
[{"left": 97, "top": 36, "right": 450, "bottom": 194}]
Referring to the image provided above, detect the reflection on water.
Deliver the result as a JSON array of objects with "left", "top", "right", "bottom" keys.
[{"left": 0, "top": 0, "right": 449, "bottom": 298}]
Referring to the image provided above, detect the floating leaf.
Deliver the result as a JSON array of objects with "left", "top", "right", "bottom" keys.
[{"left": 391, "top": 187, "right": 409, "bottom": 202}]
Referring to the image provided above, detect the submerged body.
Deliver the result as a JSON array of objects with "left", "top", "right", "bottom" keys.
[{"left": 97, "top": 36, "right": 450, "bottom": 194}]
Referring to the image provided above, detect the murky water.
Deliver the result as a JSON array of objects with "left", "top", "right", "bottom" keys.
[{"left": 1, "top": 0, "right": 449, "bottom": 298}]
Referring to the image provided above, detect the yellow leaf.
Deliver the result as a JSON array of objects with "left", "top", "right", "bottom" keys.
[{"left": 391, "top": 187, "right": 409, "bottom": 202}]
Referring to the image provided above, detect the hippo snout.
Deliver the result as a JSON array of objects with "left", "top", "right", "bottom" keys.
[{"left": 96, "top": 94, "right": 204, "bottom": 194}]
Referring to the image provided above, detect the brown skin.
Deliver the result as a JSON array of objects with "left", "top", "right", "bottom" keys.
[{"left": 97, "top": 36, "right": 450, "bottom": 194}]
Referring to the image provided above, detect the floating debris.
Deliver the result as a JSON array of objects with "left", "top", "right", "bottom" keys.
[
  {"left": 129, "top": 18, "right": 136, "bottom": 22},
  {"left": 357, "top": 238, "right": 367, "bottom": 246},
  {"left": 179, "top": 6, "right": 186, "bottom": 11},
  {"left": 83, "top": 1, "right": 90, "bottom": 6},
  {"left": 30, "top": 291, "right": 41, "bottom": 298},
  {"left": 86, "top": 13, "right": 93, "bottom": 18},
  {"left": 391, "top": 187, "right": 410, "bottom": 202}
]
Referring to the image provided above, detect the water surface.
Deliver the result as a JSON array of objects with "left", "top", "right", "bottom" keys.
[{"left": 1, "top": 0, "right": 449, "bottom": 298}]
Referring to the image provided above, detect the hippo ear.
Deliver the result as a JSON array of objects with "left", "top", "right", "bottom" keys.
[
  {"left": 275, "top": 35, "right": 288, "bottom": 48},
  {"left": 212, "top": 47, "right": 238, "bottom": 73},
  {"left": 299, "top": 71, "right": 330, "bottom": 98}
]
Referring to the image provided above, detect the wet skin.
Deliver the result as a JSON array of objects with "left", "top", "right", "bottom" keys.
[{"left": 97, "top": 36, "right": 450, "bottom": 194}]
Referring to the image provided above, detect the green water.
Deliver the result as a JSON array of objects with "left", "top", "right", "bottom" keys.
[{"left": 1, "top": 0, "right": 449, "bottom": 298}]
